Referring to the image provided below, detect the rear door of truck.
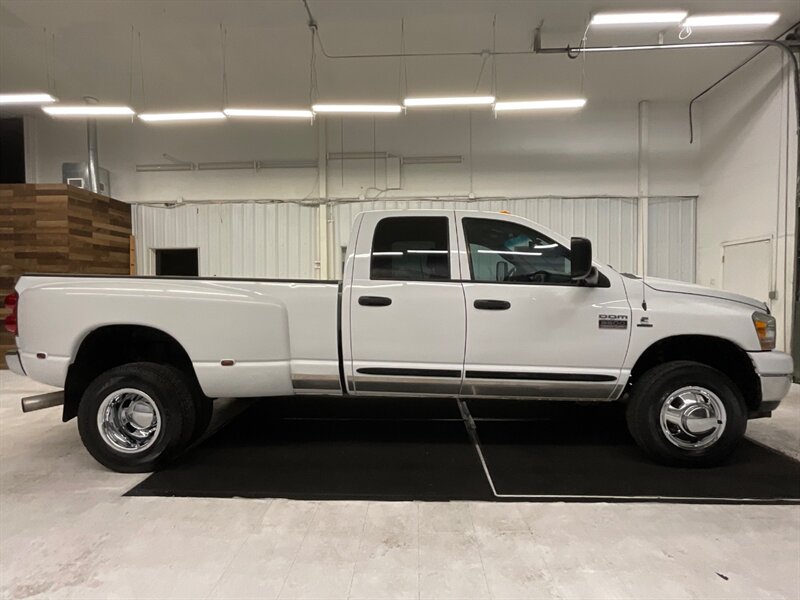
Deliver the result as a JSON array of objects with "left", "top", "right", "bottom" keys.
[{"left": 343, "top": 210, "right": 465, "bottom": 395}]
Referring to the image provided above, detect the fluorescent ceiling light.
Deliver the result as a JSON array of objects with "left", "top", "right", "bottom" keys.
[
  {"left": 312, "top": 104, "right": 402, "bottom": 114},
  {"left": 224, "top": 108, "right": 313, "bottom": 119},
  {"left": 0, "top": 93, "right": 56, "bottom": 105},
  {"left": 683, "top": 13, "right": 780, "bottom": 27},
  {"left": 403, "top": 96, "right": 495, "bottom": 108},
  {"left": 43, "top": 105, "right": 134, "bottom": 116},
  {"left": 139, "top": 111, "right": 226, "bottom": 122},
  {"left": 591, "top": 12, "right": 687, "bottom": 25},
  {"left": 494, "top": 99, "right": 587, "bottom": 112}
]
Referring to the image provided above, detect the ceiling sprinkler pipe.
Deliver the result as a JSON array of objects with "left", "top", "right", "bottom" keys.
[
  {"left": 687, "top": 23, "right": 800, "bottom": 143},
  {"left": 532, "top": 26, "right": 800, "bottom": 144}
]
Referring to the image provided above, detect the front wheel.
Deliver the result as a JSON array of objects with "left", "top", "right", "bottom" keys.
[
  {"left": 77, "top": 362, "right": 197, "bottom": 472},
  {"left": 626, "top": 361, "right": 747, "bottom": 467}
]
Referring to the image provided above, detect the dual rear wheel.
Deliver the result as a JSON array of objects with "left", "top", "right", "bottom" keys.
[{"left": 77, "top": 362, "right": 212, "bottom": 472}]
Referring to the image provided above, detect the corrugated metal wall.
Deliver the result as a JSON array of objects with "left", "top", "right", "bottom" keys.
[
  {"left": 133, "top": 203, "right": 318, "bottom": 278},
  {"left": 333, "top": 197, "right": 639, "bottom": 277},
  {"left": 133, "top": 196, "right": 695, "bottom": 282},
  {"left": 647, "top": 196, "right": 696, "bottom": 282}
]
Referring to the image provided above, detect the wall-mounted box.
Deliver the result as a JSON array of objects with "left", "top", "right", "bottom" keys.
[{"left": 62, "top": 162, "right": 111, "bottom": 197}]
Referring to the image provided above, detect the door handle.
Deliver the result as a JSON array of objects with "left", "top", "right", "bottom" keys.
[
  {"left": 359, "top": 295, "right": 392, "bottom": 307},
  {"left": 474, "top": 299, "right": 511, "bottom": 310}
]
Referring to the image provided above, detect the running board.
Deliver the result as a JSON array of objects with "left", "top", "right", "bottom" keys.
[{"left": 21, "top": 391, "right": 65, "bottom": 413}]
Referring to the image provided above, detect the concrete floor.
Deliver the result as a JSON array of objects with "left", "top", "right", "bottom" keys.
[{"left": 1, "top": 370, "right": 798, "bottom": 600}]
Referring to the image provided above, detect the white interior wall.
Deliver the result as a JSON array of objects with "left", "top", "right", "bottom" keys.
[
  {"left": 27, "top": 100, "right": 698, "bottom": 203},
  {"left": 132, "top": 203, "right": 319, "bottom": 279},
  {"left": 31, "top": 99, "right": 700, "bottom": 282},
  {"left": 696, "top": 49, "right": 798, "bottom": 352},
  {"left": 647, "top": 196, "right": 696, "bottom": 283},
  {"left": 134, "top": 194, "right": 697, "bottom": 283},
  {"left": 331, "top": 197, "right": 640, "bottom": 278}
]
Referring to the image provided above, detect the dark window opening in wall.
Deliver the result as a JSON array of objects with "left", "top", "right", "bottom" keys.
[
  {"left": 0, "top": 117, "right": 26, "bottom": 183},
  {"left": 155, "top": 249, "right": 199, "bottom": 276}
]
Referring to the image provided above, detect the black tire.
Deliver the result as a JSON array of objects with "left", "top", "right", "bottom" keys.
[
  {"left": 77, "top": 362, "right": 197, "bottom": 473},
  {"left": 626, "top": 360, "right": 747, "bottom": 467},
  {"left": 189, "top": 394, "right": 213, "bottom": 444},
  {"left": 173, "top": 368, "right": 213, "bottom": 444}
]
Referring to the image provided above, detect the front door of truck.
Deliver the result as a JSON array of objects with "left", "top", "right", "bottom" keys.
[
  {"left": 456, "top": 212, "right": 631, "bottom": 400},
  {"left": 344, "top": 211, "right": 466, "bottom": 396}
]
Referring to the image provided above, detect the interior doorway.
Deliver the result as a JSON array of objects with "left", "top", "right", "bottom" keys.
[{"left": 721, "top": 237, "right": 773, "bottom": 306}]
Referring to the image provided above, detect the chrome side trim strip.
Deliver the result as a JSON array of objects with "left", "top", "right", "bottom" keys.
[
  {"left": 291, "top": 375, "right": 342, "bottom": 391},
  {"left": 352, "top": 376, "right": 460, "bottom": 395},
  {"left": 460, "top": 379, "right": 617, "bottom": 400}
]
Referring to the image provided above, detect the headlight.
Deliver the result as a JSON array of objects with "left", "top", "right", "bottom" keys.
[{"left": 752, "top": 311, "right": 776, "bottom": 350}]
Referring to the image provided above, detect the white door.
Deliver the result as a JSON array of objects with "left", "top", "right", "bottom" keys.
[
  {"left": 722, "top": 238, "right": 772, "bottom": 306},
  {"left": 345, "top": 211, "right": 466, "bottom": 396},
  {"left": 456, "top": 212, "right": 631, "bottom": 400}
]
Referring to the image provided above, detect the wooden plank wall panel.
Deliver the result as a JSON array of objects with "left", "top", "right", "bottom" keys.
[{"left": 1, "top": 184, "right": 132, "bottom": 358}]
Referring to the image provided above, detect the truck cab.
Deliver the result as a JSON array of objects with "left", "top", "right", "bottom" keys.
[{"left": 344, "top": 210, "right": 628, "bottom": 400}]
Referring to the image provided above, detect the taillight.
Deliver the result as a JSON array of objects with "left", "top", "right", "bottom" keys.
[{"left": 4, "top": 292, "right": 18, "bottom": 335}]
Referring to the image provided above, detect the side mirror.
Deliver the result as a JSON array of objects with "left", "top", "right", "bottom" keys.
[{"left": 570, "top": 237, "right": 594, "bottom": 281}]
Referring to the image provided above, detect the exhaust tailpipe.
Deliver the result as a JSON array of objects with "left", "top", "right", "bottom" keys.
[{"left": 21, "top": 392, "right": 64, "bottom": 413}]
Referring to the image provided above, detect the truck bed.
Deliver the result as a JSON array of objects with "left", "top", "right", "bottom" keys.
[{"left": 15, "top": 274, "right": 342, "bottom": 397}]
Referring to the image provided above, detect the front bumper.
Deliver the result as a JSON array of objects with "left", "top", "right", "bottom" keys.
[
  {"left": 4, "top": 351, "right": 25, "bottom": 376},
  {"left": 748, "top": 351, "right": 793, "bottom": 412}
]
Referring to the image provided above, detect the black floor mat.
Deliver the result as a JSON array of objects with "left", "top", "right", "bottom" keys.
[
  {"left": 127, "top": 397, "right": 800, "bottom": 504},
  {"left": 473, "top": 403, "right": 800, "bottom": 503},
  {"left": 127, "top": 397, "right": 492, "bottom": 501}
]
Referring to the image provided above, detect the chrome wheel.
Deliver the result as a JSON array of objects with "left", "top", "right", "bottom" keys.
[
  {"left": 96, "top": 388, "right": 161, "bottom": 454},
  {"left": 659, "top": 386, "right": 726, "bottom": 450}
]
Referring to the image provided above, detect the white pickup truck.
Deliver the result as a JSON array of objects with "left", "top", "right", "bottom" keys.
[{"left": 4, "top": 209, "right": 793, "bottom": 472}]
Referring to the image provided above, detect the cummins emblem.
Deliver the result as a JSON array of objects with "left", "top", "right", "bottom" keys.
[{"left": 599, "top": 314, "right": 628, "bottom": 330}]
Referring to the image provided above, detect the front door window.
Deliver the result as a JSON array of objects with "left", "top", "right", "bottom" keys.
[{"left": 463, "top": 217, "right": 572, "bottom": 284}]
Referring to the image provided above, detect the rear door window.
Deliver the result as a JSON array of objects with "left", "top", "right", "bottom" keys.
[{"left": 370, "top": 217, "right": 450, "bottom": 281}]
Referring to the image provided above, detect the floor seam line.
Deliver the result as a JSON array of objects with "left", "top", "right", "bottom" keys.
[
  {"left": 417, "top": 502, "right": 421, "bottom": 600},
  {"left": 468, "top": 503, "right": 494, "bottom": 600},
  {"left": 345, "top": 502, "right": 370, "bottom": 600},
  {"left": 202, "top": 499, "right": 273, "bottom": 599},
  {"left": 275, "top": 502, "right": 319, "bottom": 600}
]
